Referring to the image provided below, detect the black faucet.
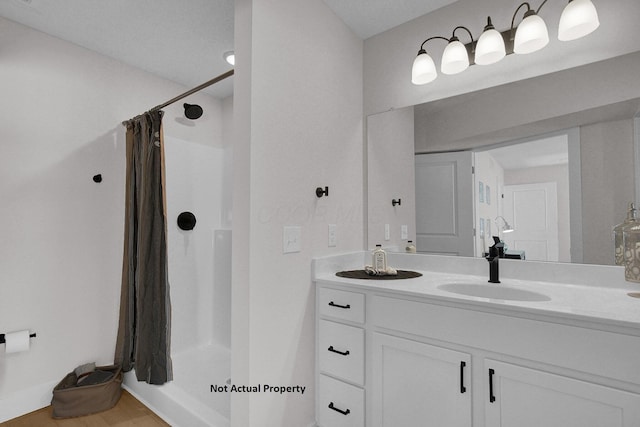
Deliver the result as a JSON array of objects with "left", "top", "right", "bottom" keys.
[{"left": 487, "top": 236, "right": 504, "bottom": 283}]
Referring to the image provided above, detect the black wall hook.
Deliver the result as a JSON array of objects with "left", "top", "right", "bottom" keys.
[
  {"left": 177, "top": 212, "right": 197, "bottom": 230},
  {"left": 392, "top": 198, "right": 402, "bottom": 206},
  {"left": 93, "top": 174, "right": 102, "bottom": 183},
  {"left": 316, "top": 186, "right": 329, "bottom": 198}
]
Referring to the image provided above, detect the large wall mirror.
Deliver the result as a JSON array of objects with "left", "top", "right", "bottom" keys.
[{"left": 367, "top": 51, "right": 640, "bottom": 266}]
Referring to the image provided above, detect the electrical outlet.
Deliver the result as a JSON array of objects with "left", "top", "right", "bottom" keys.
[
  {"left": 328, "top": 224, "right": 337, "bottom": 247},
  {"left": 385, "top": 224, "right": 390, "bottom": 241},
  {"left": 283, "top": 226, "right": 301, "bottom": 253},
  {"left": 401, "top": 225, "right": 408, "bottom": 240}
]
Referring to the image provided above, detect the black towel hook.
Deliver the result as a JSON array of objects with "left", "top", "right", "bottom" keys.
[{"left": 316, "top": 186, "right": 329, "bottom": 198}]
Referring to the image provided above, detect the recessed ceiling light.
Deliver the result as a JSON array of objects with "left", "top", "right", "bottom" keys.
[{"left": 223, "top": 51, "right": 235, "bottom": 66}]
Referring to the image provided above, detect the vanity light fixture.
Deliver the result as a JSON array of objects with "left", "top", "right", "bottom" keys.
[{"left": 411, "top": 0, "right": 599, "bottom": 85}]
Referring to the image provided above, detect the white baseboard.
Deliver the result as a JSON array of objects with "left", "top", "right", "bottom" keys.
[{"left": 0, "top": 379, "right": 58, "bottom": 423}]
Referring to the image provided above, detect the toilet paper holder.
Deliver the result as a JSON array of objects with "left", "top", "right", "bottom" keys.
[{"left": 0, "top": 332, "right": 36, "bottom": 344}]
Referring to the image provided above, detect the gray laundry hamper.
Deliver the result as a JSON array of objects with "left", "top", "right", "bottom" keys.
[{"left": 51, "top": 364, "right": 122, "bottom": 418}]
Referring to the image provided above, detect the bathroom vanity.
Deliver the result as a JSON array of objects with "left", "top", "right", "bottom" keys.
[{"left": 313, "top": 252, "right": 640, "bottom": 427}]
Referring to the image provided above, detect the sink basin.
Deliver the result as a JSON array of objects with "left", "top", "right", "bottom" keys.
[{"left": 437, "top": 283, "right": 551, "bottom": 302}]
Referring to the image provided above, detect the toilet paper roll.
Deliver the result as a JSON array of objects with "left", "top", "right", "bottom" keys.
[{"left": 5, "top": 330, "right": 30, "bottom": 353}]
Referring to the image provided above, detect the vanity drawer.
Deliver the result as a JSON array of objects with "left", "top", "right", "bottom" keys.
[
  {"left": 318, "top": 287, "right": 365, "bottom": 323},
  {"left": 318, "top": 374, "right": 364, "bottom": 427},
  {"left": 318, "top": 319, "right": 365, "bottom": 385}
]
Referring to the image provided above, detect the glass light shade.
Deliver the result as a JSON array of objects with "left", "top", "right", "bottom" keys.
[
  {"left": 558, "top": 0, "right": 600, "bottom": 41},
  {"left": 223, "top": 51, "right": 235, "bottom": 65},
  {"left": 412, "top": 51, "right": 438, "bottom": 85},
  {"left": 475, "top": 28, "right": 506, "bottom": 65},
  {"left": 514, "top": 13, "right": 549, "bottom": 54},
  {"left": 441, "top": 40, "right": 469, "bottom": 75}
]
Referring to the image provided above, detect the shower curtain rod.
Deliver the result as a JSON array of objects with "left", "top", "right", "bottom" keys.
[{"left": 123, "top": 69, "right": 234, "bottom": 125}]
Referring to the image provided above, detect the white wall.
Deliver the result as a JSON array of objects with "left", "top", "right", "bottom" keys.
[
  {"left": 581, "top": 118, "right": 635, "bottom": 265},
  {"left": 0, "top": 17, "right": 224, "bottom": 421},
  {"left": 232, "top": 0, "right": 363, "bottom": 425},
  {"left": 367, "top": 106, "right": 416, "bottom": 251},
  {"left": 412, "top": 52, "right": 640, "bottom": 153},
  {"left": 364, "top": 0, "right": 640, "bottom": 115}
]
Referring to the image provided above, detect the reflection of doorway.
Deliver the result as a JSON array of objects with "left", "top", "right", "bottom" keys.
[
  {"left": 475, "top": 133, "right": 572, "bottom": 262},
  {"left": 503, "top": 182, "right": 559, "bottom": 261},
  {"left": 414, "top": 132, "right": 576, "bottom": 262}
]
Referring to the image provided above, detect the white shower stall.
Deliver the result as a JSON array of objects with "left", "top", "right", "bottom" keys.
[{"left": 124, "top": 134, "right": 232, "bottom": 427}]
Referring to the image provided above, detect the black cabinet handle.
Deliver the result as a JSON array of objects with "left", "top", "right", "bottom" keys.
[
  {"left": 328, "top": 346, "right": 350, "bottom": 356},
  {"left": 489, "top": 368, "right": 496, "bottom": 403},
  {"left": 328, "top": 402, "right": 351, "bottom": 416},
  {"left": 460, "top": 361, "right": 467, "bottom": 393},
  {"left": 328, "top": 301, "right": 350, "bottom": 309}
]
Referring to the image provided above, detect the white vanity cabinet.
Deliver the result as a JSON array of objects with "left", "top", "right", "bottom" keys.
[
  {"left": 371, "top": 333, "right": 471, "bottom": 427},
  {"left": 316, "top": 287, "right": 366, "bottom": 427},
  {"left": 485, "top": 360, "right": 640, "bottom": 427},
  {"left": 315, "top": 281, "right": 640, "bottom": 427}
]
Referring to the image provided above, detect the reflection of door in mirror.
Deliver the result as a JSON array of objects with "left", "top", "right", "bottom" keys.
[
  {"left": 415, "top": 152, "right": 474, "bottom": 256},
  {"left": 479, "top": 134, "right": 571, "bottom": 262},
  {"left": 503, "top": 183, "right": 559, "bottom": 262}
]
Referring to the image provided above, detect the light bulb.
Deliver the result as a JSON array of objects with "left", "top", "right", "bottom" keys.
[
  {"left": 412, "top": 50, "right": 438, "bottom": 85},
  {"left": 558, "top": 0, "right": 600, "bottom": 41},
  {"left": 441, "top": 39, "right": 470, "bottom": 75},
  {"left": 514, "top": 12, "right": 549, "bottom": 54}
]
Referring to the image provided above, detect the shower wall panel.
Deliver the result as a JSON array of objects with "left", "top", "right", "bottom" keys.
[{"left": 164, "top": 136, "right": 226, "bottom": 353}]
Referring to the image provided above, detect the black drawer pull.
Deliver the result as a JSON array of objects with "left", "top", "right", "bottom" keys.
[
  {"left": 460, "top": 361, "right": 467, "bottom": 394},
  {"left": 328, "top": 346, "right": 350, "bottom": 356},
  {"left": 489, "top": 368, "right": 496, "bottom": 403},
  {"left": 328, "top": 301, "right": 350, "bottom": 309},
  {"left": 328, "top": 402, "right": 351, "bottom": 416}
]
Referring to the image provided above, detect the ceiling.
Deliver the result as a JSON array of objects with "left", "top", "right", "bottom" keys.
[
  {"left": 0, "top": 0, "right": 458, "bottom": 100},
  {"left": 486, "top": 135, "right": 568, "bottom": 171}
]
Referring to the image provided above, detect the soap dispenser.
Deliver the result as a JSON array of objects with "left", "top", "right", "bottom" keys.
[
  {"left": 405, "top": 240, "right": 416, "bottom": 253},
  {"left": 613, "top": 202, "right": 637, "bottom": 265},
  {"left": 372, "top": 244, "right": 387, "bottom": 271}
]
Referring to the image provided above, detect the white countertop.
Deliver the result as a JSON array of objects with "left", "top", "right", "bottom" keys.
[{"left": 313, "top": 252, "right": 640, "bottom": 333}]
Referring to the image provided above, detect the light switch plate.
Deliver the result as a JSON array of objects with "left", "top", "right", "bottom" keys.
[
  {"left": 328, "top": 224, "right": 337, "bottom": 247},
  {"left": 283, "top": 226, "right": 301, "bottom": 253},
  {"left": 401, "top": 225, "right": 408, "bottom": 240},
  {"left": 385, "top": 224, "right": 390, "bottom": 241}
]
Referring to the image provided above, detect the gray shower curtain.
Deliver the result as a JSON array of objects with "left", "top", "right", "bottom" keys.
[{"left": 115, "top": 110, "right": 172, "bottom": 385}]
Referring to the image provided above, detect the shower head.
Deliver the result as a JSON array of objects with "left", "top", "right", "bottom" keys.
[{"left": 183, "top": 103, "right": 203, "bottom": 120}]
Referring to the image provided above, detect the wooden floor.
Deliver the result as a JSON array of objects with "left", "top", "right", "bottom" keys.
[{"left": 1, "top": 390, "right": 170, "bottom": 426}]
